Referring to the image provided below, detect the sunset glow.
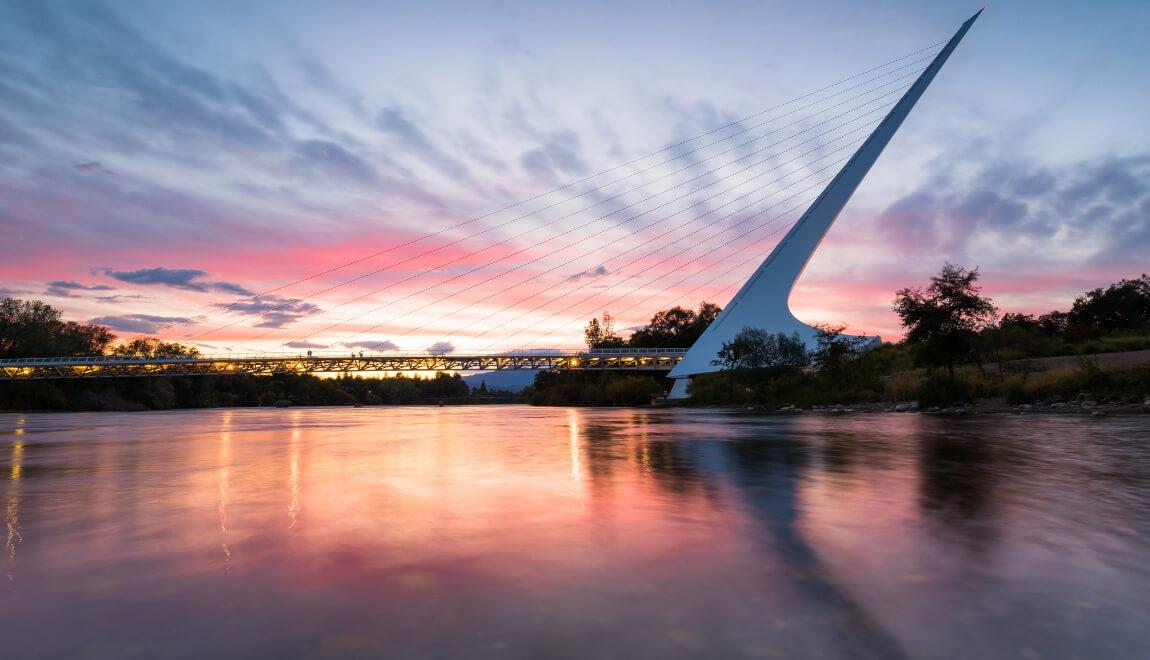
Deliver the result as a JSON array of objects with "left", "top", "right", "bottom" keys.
[{"left": 2, "top": 2, "right": 1147, "bottom": 352}]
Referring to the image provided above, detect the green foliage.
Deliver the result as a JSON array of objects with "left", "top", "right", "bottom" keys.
[
  {"left": 604, "top": 376, "right": 664, "bottom": 406},
  {"left": 1071, "top": 334, "right": 1150, "bottom": 355},
  {"left": 529, "top": 371, "right": 665, "bottom": 406},
  {"left": 701, "top": 328, "right": 812, "bottom": 404},
  {"left": 811, "top": 323, "right": 876, "bottom": 382},
  {"left": 683, "top": 373, "right": 728, "bottom": 405},
  {"left": 917, "top": 374, "right": 973, "bottom": 408},
  {"left": 712, "top": 328, "right": 810, "bottom": 373},
  {"left": 1072, "top": 355, "right": 1110, "bottom": 391},
  {"left": 893, "top": 263, "right": 998, "bottom": 378},
  {"left": 627, "top": 302, "right": 721, "bottom": 348},
  {"left": 0, "top": 371, "right": 501, "bottom": 412},
  {"left": 1003, "top": 380, "right": 1028, "bottom": 406}
]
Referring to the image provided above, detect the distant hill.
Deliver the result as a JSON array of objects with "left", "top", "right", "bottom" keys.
[{"left": 460, "top": 370, "right": 538, "bottom": 393}]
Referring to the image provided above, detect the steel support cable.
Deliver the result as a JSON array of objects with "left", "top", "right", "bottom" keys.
[
  {"left": 202, "top": 70, "right": 925, "bottom": 345},
  {"left": 314, "top": 113, "right": 887, "bottom": 348},
  {"left": 479, "top": 189, "right": 822, "bottom": 354},
  {"left": 155, "top": 42, "right": 943, "bottom": 337},
  {"left": 360, "top": 134, "right": 875, "bottom": 350},
  {"left": 434, "top": 172, "right": 842, "bottom": 352},
  {"left": 498, "top": 220, "right": 808, "bottom": 355},
  {"left": 527, "top": 212, "right": 807, "bottom": 353},
  {"left": 635, "top": 217, "right": 827, "bottom": 350},
  {"left": 636, "top": 229, "right": 812, "bottom": 341},
  {"left": 234, "top": 90, "right": 904, "bottom": 353},
  {"left": 488, "top": 193, "right": 823, "bottom": 353},
  {"left": 243, "top": 83, "right": 913, "bottom": 351},
  {"left": 475, "top": 165, "right": 844, "bottom": 353},
  {"left": 276, "top": 99, "right": 900, "bottom": 351},
  {"left": 673, "top": 235, "right": 882, "bottom": 341}
]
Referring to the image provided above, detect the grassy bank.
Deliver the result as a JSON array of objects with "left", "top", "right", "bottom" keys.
[{"left": 685, "top": 349, "right": 1150, "bottom": 409}]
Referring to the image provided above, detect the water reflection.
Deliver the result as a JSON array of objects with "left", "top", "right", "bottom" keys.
[
  {"left": 218, "top": 410, "right": 232, "bottom": 566},
  {"left": 567, "top": 410, "right": 584, "bottom": 504},
  {"left": 5, "top": 422, "right": 21, "bottom": 583},
  {"left": 917, "top": 426, "right": 1001, "bottom": 555},
  {"left": 718, "top": 420, "right": 906, "bottom": 659},
  {"left": 0, "top": 408, "right": 1149, "bottom": 659},
  {"left": 288, "top": 414, "right": 302, "bottom": 528}
]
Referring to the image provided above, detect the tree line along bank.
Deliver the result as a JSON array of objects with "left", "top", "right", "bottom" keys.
[{"left": 2, "top": 267, "right": 1149, "bottom": 411}]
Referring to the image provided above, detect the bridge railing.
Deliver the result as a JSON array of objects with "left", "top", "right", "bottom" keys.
[{"left": 0, "top": 347, "right": 687, "bottom": 367}]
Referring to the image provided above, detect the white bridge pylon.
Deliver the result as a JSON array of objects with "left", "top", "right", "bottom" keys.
[{"left": 667, "top": 9, "right": 983, "bottom": 398}]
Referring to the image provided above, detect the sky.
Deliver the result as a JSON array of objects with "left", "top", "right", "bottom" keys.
[{"left": 1, "top": 0, "right": 1148, "bottom": 354}]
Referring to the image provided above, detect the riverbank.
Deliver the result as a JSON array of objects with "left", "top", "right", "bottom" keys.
[
  {"left": 716, "top": 396, "right": 1150, "bottom": 416},
  {"left": 0, "top": 372, "right": 517, "bottom": 412}
]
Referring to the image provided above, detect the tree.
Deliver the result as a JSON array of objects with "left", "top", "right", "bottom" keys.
[
  {"left": 1067, "top": 274, "right": 1150, "bottom": 333},
  {"left": 712, "top": 327, "right": 809, "bottom": 401},
  {"left": 111, "top": 337, "right": 200, "bottom": 358},
  {"left": 628, "top": 302, "right": 721, "bottom": 348},
  {"left": 1035, "top": 311, "right": 1069, "bottom": 337},
  {"left": 712, "top": 328, "right": 810, "bottom": 373},
  {"left": 0, "top": 298, "right": 115, "bottom": 358},
  {"left": 583, "top": 312, "right": 625, "bottom": 349},
  {"left": 998, "top": 313, "right": 1038, "bottom": 332},
  {"left": 811, "top": 323, "right": 872, "bottom": 376},
  {"left": 892, "top": 263, "right": 998, "bottom": 379}
]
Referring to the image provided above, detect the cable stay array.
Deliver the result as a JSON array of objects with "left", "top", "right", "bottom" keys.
[
  {"left": 208, "top": 63, "right": 924, "bottom": 346},
  {"left": 143, "top": 40, "right": 946, "bottom": 355},
  {"left": 270, "top": 95, "right": 901, "bottom": 352}
]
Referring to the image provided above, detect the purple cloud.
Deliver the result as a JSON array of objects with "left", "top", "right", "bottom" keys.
[
  {"left": 90, "top": 313, "right": 188, "bottom": 333},
  {"left": 45, "top": 280, "right": 116, "bottom": 297},
  {"left": 568, "top": 265, "right": 609, "bottom": 281},
  {"left": 285, "top": 341, "right": 325, "bottom": 349},
  {"left": 341, "top": 340, "right": 399, "bottom": 351},
  {"left": 426, "top": 341, "right": 455, "bottom": 355},
  {"left": 220, "top": 295, "right": 321, "bottom": 329},
  {"left": 101, "top": 267, "right": 253, "bottom": 296}
]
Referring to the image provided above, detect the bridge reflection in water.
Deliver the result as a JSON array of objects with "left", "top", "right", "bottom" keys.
[
  {"left": 0, "top": 348, "right": 685, "bottom": 380},
  {"left": 4, "top": 409, "right": 1150, "bottom": 658}
]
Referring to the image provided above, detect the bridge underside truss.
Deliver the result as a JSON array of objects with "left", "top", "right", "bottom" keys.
[{"left": 0, "top": 350, "right": 685, "bottom": 381}]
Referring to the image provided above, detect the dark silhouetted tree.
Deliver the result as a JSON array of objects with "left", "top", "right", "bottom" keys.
[
  {"left": 893, "top": 264, "right": 998, "bottom": 379},
  {"left": 712, "top": 328, "right": 810, "bottom": 373},
  {"left": 712, "top": 328, "right": 809, "bottom": 400},
  {"left": 583, "top": 312, "right": 625, "bottom": 349},
  {"left": 1035, "top": 311, "right": 1069, "bottom": 337},
  {"left": 0, "top": 298, "right": 115, "bottom": 358},
  {"left": 1067, "top": 274, "right": 1150, "bottom": 333},
  {"left": 628, "top": 302, "right": 721, "bottom": 348},
  {"left": 811, "top": 323, "right": 873, "bottom": 380},
  {"left": 112, "top": 337, "right": 200, "bottom": 358}
]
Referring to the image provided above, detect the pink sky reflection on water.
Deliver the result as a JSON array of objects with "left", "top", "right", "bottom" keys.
[{"left": 3, "top": 407, "right": 1150, "bottom": 658}]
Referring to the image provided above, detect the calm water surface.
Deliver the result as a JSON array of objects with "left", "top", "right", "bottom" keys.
[{"left": 2, "top": 407, "right": 1150, "bottom": 659}]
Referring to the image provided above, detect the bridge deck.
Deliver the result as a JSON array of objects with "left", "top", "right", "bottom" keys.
[{"left": 0, "top": 349, "right": 686, "bottom": 380}]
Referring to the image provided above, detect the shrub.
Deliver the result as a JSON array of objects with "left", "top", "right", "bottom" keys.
[
  {"left": 917, "top": 375, "right": 972, "bottom": 407},
  {"left": 1003, "top": 380, "right": 1028, "bottom": 405},
  {"left": 883, "top": 371, "right": 922, "bottom": 401},
  {"left": 604, "top": 376, "right": 663, "bottom": 406}
]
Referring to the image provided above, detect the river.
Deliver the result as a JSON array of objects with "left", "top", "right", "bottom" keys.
[{"left": 2, "top": 407, "right": 1149, "bottom": 659}]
